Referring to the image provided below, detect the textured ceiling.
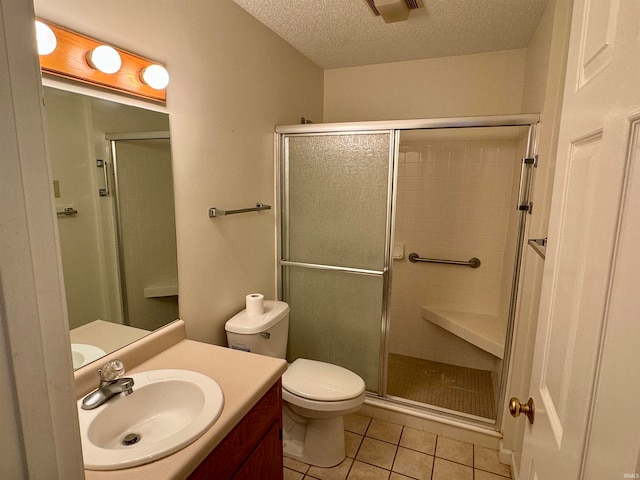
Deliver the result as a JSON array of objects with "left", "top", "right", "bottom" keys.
[{"left": 231, "top": 0, "right": 550, "bottom": 69}]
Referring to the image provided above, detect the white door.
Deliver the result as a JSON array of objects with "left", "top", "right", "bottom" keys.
[{"left": 519, "top": 1, "right": 640, "bottom": 479}]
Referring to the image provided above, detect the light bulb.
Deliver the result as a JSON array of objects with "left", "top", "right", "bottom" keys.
[
  {"left": 86, "top": 45, "right": 122, "bottom": 74},
  {"left": 35, "top": 21, "right": 57, "bottom": 55},
  {"left": 141, "top": 64, "right": 170, "bottom": 90}
]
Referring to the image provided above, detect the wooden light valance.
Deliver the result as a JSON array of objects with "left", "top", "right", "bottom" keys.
[{"left": 37, "top": 19, "right": 167, "bottom": 103}]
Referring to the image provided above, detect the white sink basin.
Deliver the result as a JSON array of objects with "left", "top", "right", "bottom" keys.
[
  {"left": 71, "top": 344, "right": 106, "bottom": 369},
  {"left": 77, "top": 369, "right": 224, "bottom": 470}
]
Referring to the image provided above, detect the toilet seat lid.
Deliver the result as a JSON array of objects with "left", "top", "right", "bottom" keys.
[{"left": 282, "top": 358, "right": 365, "bottom": 402}]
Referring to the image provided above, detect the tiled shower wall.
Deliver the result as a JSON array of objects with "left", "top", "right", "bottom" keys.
[{"left": 390, "top": 138, "right": 521, "bottom": 371}]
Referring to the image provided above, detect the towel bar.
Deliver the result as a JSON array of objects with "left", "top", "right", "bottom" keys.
[{"left": 208, "top": 203, "right": 271, "bottom": 218}]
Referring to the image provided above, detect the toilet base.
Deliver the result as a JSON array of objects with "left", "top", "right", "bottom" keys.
[{"left": 282, "top": 404, "right": 346, "bottom": 467}]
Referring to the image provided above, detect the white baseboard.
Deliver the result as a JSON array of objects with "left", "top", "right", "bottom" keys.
[{"left": 500, "top": 440, "right": 519, "bottom": 480}]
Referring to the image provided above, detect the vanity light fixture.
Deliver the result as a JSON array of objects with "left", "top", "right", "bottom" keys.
[
  {"left": 36, "top": 19, "right": 168, "bottom": 103},
  {"left": 140, "top": 64, "right": 170, "bottom": 90},
  {"left": 35, "top": 20, "right": 57, "bottom": 55},
  {"left": 86, "top": 45, "right": 122, "bottom": 74}
]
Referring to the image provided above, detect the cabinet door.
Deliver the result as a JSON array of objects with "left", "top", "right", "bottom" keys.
[
  {"left": 233, "top": 422, "right": 282, "bottom": 480},
  {"left": 188, "top": 381, "right": 282, "bottom": 480}
]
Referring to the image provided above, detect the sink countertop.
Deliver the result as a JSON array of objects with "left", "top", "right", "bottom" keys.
[{"left": 82, "top": 337, "right": 287, "bottom": 480}]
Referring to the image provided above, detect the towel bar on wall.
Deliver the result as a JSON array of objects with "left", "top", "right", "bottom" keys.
[
  {"left": 208, "top": 203, "right": 271, "bottom": 218},
  {"left": 408, "top": 252, "right": 481, "bottom": 268}
]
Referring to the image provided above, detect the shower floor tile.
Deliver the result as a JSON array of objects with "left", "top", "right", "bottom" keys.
[{"left": 387, "top": 353, "right": 496, "bottom": 419}]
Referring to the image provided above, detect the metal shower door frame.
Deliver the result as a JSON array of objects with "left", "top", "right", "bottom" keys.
[{"left": 276, "top": 113, "right": 539, "bottom": 430}]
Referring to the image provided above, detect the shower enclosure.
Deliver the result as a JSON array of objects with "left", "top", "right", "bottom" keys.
[{"left": 277, "top": 114, "right": 538, "bottom": 428}]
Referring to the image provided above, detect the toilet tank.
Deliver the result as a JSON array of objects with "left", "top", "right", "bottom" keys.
[{"left": 225, "top": 300, "right": 289, "bottom": 359}]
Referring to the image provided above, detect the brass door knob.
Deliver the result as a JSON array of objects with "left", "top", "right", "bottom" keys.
[{"left": 509, "top": 397, "right": 535, "bottom": 424}]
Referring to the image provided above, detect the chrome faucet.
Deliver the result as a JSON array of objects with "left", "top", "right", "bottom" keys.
[{"left": 81, "top": 359, "right": 134, "bottom": 410}]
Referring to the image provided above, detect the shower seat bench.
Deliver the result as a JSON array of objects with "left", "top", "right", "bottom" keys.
[{"left": 421, "top": 306, "right": 505, "bottom": 359}]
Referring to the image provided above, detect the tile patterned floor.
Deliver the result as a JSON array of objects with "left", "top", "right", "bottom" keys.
[
  {"left": 283, "top": 414, "right": 511, "bottom": 480},
  {"left": 387, "top": 353, "right": 496, "bottom": 420}
]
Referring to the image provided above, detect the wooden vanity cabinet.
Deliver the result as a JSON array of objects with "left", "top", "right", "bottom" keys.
[{"left": 188, "top": 380, "right": 283, "bottom": 480}]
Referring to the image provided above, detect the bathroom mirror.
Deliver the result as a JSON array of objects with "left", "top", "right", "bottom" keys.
[{"left": 43, "top": 86, "right": 179, "bottom": 369}]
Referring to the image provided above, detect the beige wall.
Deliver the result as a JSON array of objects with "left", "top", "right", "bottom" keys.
[
  {"left": 324, "top": 49, "right": 527, "bottom": 122},
  {"left": 34, "top": 0, "right": 325, "bottom": 346}
]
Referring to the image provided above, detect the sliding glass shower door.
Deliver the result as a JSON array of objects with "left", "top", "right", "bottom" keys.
[
  {"left": 277, "top": 115, "right": 539, "bottom": 429},
  {"left": 279, "top": 132, "right": 394, "bottom": 391}
]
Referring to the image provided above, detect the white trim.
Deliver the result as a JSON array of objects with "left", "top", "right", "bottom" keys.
[
  {"left": 504, "top": 445, "right": 520, "bottom": 480},
  {"left": 43, "top": 75, "right": 169, "bottom": 114},
  {"left": 0, "top": 1, "right": 84, "bottom": 477}
]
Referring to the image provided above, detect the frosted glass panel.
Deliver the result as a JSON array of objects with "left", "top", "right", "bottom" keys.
[
  {"left": 286, "top": 267, "right": 383, "bottom": 391},
  {"left": 286, "top": 133, "right": 390, "bottom": 270}
]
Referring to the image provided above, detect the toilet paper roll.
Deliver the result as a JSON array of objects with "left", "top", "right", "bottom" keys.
[{"left": 246, "top": 293, "right": 264, "bottom": 316}]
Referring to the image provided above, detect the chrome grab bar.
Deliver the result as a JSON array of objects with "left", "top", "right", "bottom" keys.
[
  {"left": 408, "top": 252, "right": 481, "bottom": 269},
  {"left": 517, "top": 156, "right": 537, "bottom": 212},
  {"left": 208, "top": 203, "right": 271, "bottom": 218},
  {"left": 97, "top": 159, "right": 109, "bottom": 197},
  {"left": 56, "top": 207, "right": 78, "bottom": 217}
]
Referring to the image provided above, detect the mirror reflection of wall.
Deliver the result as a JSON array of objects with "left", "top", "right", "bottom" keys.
[{"left": 44, "top": 86, "right": 178, "bottom": 368}]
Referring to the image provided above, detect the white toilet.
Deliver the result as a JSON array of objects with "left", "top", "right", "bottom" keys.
[{"left": 225, "top": 300, "right": 366, "bottom": 467}]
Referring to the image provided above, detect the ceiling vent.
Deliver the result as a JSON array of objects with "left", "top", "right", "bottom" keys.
[{"left": 364, "top": 0, "right": 424, "bottom": 23}]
